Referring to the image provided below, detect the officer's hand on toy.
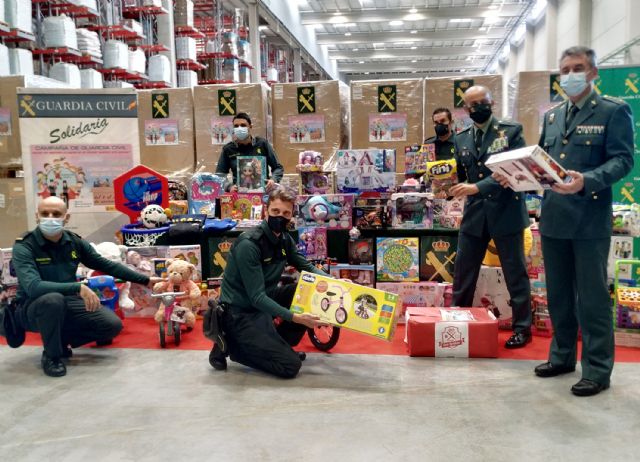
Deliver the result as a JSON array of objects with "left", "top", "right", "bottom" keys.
[
  {"left": 293, "top": 313, "right": 330, "bottom": 329},
  {"left": 492, "top": 172, "right": 511, "bottom": 188},
  {"left": 551, "top": 170, "right": 584, "bottom": 195},
  {"left": 450, "top": 183, "right": 480, "bottom": 198},
  {"left": 79, "top": 284, "right": 101, "bottom": 312},
  {"left": 147, "top": 277, "right": 165, "bottom": 289}
]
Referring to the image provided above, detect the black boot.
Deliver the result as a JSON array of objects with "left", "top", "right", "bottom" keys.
[
  {"left": 209, "top": 344, "right": 227, "bottom": 371},
  {"left": 41, "top": 351, "right": 66, "bottom": 377}
]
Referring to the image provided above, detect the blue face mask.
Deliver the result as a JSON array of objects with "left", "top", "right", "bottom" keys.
[
  {"left": 234, "top": 126, "right": 250, "bottom": 141},
  {"left": 560, "top": 72, "right": 588, "bottom": 97},
  {"left": 39, "top": 218, "right": 65, "bottom": 237}
]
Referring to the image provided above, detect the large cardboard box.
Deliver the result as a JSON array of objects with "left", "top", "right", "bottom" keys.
[
  {"left": 0, "top": 76, "right": 70, "bottom": 167},
  {"left": 350, "top": 79, "right": 424, "bottom": 172},
  {"left": 194, "top": 83, "right": 271, "bottom": 172},
  {"left": 406, "top": 307, "right": 498, "bottom": 357},
  {"left": 0, "top": 177, "right": 28, "bottom": 248},
  {"left": 513, "top": 71, "right": 560, "bottom": 146},
  {"left": 291, "top": 271, "right": 400, "bottom": 341},
  {"left": 424, "top": 75, "right": 503, "bottom": 139},
  {"left": 137, "top": 88, "right": 196, "bottom": 176},
  {"left": 272, "top": 80, "right": 349, "bottom": 173}
]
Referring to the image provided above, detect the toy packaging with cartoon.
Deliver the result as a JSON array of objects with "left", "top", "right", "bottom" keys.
[
  {"left": 377, "top": 281, "right": 449, "bottom": 323},
  {"left": 485, "top": 145, "right": 570, "bottom": 192},
  {"left": 405, "top": 144, "right": 436, "bottom": 175},
  {"left": 219, "top": 193, "right": 264, "bottom": 226},
  {"left": 335, "top": 149, "right": 396, "bottom": 193},
  {"left": 376, "top": 237, "right": 420, "bottom": 282},
  {"left": 291, "top": 271, "right": 399, "bottom": 341},
  {"left": 294, "top": 194, "right": 354, "bottom": 230},
  {"left": 237, "top": 156, "right": 267, "bottom": 192},
  {"left": 167, "top": 244, "right": 202, "bottom": 281},
  {"left": 300, "top": 171, "right": 333, "bottom": 195},
  {"left": 188, "top": 172, "right": 225, "bottom": 216},
  {"left": 472, "top": 265, "right": 513, "bottom": 330},
  {"left": 296, "top": 227, "right": 328, "bottom": 261},
  {"left": 419, "top": 235, "right": 458, "bottom": 283},
  {"left": 389, "top": 193, "right": 434, "bottom": 229},
  {"left": 426, "top": 159, "right": 458, "bottom": 196},
  {"left": 1, "top": 248, "right": 17, "bottom": 286},
  {"left": 433, "top": 198, "right": 464, "bottom": 229},
  {"left": 353, "top": 194, "right": 390, "bottom": 229},
  {"left": 297, "top": 151, "right": 324, "bottom": 172},
  {"left": 348, "top": 238, "right": 374, "bottom": 265},
  {"left": 329, "top": 264, "right": 375, "bottom": 288}
]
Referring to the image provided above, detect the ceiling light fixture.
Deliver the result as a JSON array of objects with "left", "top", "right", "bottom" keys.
[
  {"left": 345, "top": 32, "right": 352, "bottom": 36},
  {"left": 329, "top": 16, "right": 348, "bottom": 24},
  {"left": 450, "top": 18, "right": 473, "bottom": 23},
  {"left": 410, "top": 30, "right": 418, "bottom": 34},
  {"left": 411, "top": 59, "right": 417, "bottom": 63},
  {"left": 359, "top": 60, "right": 365, "bottom": 64},
  {"left": 258, "top": 25, "right": 269, "bottom": 31},
  {"left": 353, "top": 48, "right": 359, "bottom": 51},
  {"left": 389, "top": 20, "right": 404, "bottom": 26},
  {"left": 409, "top": 7, "right": 417, "bottom": 13},
  {"left": 410, "top": 46, "right": 417, "bottom": 50},
  {"left": 365, "top": 72, "right": 370, "bottom": 75},
  {"left": 479, "top": 27, "right": 487, "bottom": 31}
]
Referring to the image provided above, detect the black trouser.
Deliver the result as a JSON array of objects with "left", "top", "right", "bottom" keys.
[
  {"left": 453, "top": 224, "right": 532, "bottom": 335},
  {"left": 17, "top": 293, "right": 123, "bottom": 359},
  {"left": 223, "top": 283, "right": 307, "bottom": 379}
]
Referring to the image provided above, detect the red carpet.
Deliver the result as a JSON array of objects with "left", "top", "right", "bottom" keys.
[{"left": 3, "top": 318, "right": 640, "bottom": 362}]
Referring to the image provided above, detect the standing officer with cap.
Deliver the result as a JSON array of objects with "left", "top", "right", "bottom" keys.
[
  {"left": 208, "top": 187, "right": 329, "bottom": 379},
  {"left": 10, "top": 196, "right": 163, "bottom": 377},
  {"left": 449, "top": 85, "right": 532, "bottom": 349},
  {"left": 423, "top": 107, "right": 456, "bottom": 161},
  {"left": 527, "top": 46, "right": 633, "bottom": 396}
]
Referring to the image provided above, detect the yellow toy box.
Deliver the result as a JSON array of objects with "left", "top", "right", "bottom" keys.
[{"left": 291, "top": 271, "right": 400, "bottom": 341}]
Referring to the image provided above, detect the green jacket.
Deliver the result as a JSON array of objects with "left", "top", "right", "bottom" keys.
[
  {"left": 454, "top": 117, "right": 529, "bottom": 238},
  {"left": 12, "top": 228, "right": 149, "bottom": 304},
  {"left": 538, "top": 92, "right": 634, "bottom": 239},
  {"left": 220, "top": 221, "right": 325, "bottom": 321},
  {"left": 424, "top": 132, "right": 456, "bottom": 161}
]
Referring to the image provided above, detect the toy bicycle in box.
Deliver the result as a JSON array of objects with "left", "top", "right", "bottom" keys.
[{"left": 291, "top": 271, "right": 400, "bottom": 340}]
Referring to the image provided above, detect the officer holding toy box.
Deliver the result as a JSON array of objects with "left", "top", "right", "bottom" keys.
[{"left": 208, "top": 187, "right": 329, "bottom": 378}]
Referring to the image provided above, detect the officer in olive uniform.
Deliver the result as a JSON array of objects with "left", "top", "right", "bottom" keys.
[
  {"left": 450, "top": 85, "right": 532, "bottom": 349},
  {"left": 533, "top": 47, "right": 634, "bottom": 396},
  {"left": 215, "top": 112, "right": 284, "bottom": 192},
  {"left": 423, "top": 107, "right": 456, "bottom": 161},
  {"left": 11, "top": 197, "right": 161, "bottom": 377},
  {"left": 208, "top": 188, "right": 328, "bottom": 378}
]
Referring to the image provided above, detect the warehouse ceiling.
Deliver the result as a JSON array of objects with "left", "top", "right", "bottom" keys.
[{"left": 296, "top": 0, "right": 540, "bottom": 80}]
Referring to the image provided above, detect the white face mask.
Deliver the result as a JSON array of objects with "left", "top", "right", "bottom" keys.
[
  {"left": 234, "top": 126, "right": 250, "bottom": 141},
  {"left": 38, "top": 217, "right": 65, "bottom": 236},
  {"left": 560, "top": 72, "right": 589, "bottom": 97}
]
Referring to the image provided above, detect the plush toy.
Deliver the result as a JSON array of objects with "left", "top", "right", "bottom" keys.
[
  {"left": 152, "top": 259, "right": 200, "bottom": 328},
  {"left": 126, "top": 250, "right": 153, "bottom": 275},
  {"left": 88, "top": 242, "right": 135, "bottom": 315}
]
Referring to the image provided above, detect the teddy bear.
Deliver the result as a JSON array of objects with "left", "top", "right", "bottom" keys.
[
  {"left": 87, "top": 242, "right": 135, "bottom": 315},
  {"left": 153, "top": 259, "right": 201, "bottom": 328}
]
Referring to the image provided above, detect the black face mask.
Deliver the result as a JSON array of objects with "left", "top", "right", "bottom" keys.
[
  {"left": 434, "top": 123, "right": 450, "bottom": 137},
  {"left": 267, "top": 215, "right": 290, "bottom": 234},
  {"left": 469, "top": 103, "right": 492, "bottom": 124}
]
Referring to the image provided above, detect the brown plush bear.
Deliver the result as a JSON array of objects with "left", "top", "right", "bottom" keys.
[{"left": 153, "top": 259, "right": 201, "bottom": 328}]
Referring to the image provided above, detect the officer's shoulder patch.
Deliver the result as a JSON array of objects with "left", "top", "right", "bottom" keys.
[
  {"left": 498, "top": 119, "right": 519, "bottom": 126},
  {"left": 458, "top": 125, "right": 472, "bottom": 134},
  {"left": 602, "top": 95, "right": 625, "bottom": 105}
]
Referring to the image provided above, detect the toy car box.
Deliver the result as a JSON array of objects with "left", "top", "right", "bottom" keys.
[
  {"left": 294, "top": 194, "right": 354, "bottom": 230},
  {"left": 406, "top": 307, "right": 498, "bottom": 358},
  {"left": 291, "top": 271, "right": 400, "bottom": 341}
]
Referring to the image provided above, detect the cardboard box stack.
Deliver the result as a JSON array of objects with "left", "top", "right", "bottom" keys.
[
  {"left": 194, "top": 83, "right": 271, "bottom": 172},
  {"left": 424, "top": 75, "right": 503, "bottom": 139},
  {"left": 513, "top": 71, "right": 562, "bottom": 146},
  {"left": 271, "top": 80, "right": 349, "bottom": 173},
  {"left": 350, "top": 79, "right": 424, "bottom": 172},
  {"left": 137, "top": 88, "right": 196, "bottom": 177}
]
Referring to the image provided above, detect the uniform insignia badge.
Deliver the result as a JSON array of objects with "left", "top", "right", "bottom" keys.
[{"left": 549, "top": 113, "right": 555, "bottom": 124}]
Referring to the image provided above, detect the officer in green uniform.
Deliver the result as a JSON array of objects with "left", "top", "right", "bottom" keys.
[
  {"left": 450, "top": 85, "right": 532, "bottom": 349},
  {"left": 215, "top": 112, "right": 284, "bottom": 192},
  {"left": 11, "top": 197, "right": 163, "bottom": 377},
  {"left": 208, "top": 188, "right": 328, "bottom": 378},
  {"left": 532, "top": 47, "right": 634, "bottom": 396},
  {"left": 423, "top": 107, "right": 456, "bottom": 161}
]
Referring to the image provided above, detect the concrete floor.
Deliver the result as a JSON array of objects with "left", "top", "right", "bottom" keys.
[{"left": 0, "top": 346, "right": 638, "bottom": 462}]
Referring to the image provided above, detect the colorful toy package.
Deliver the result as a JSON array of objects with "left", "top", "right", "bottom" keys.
[
  {"left": 219, "top": 193, "right": 264, "bottom": 226},
  {"left": 237, "top": 156, "right": 267, "bottom": 192},
  {"left": 294, "top": 194, "right": 354, "bottom": 230},
  {"left": 125, "top": 246, "right": 169, "bottom": 317},
  {"left": 419, "top": 235, "right": 458, "bottom": 283},
  {"left": 291, "top": 271, "right": 399, "bottom": 340},
  {"left": 1, "top": 248, "right": 16, "bottom": 285},
  {"left": 389, "top": 193, "right": 434, "bottom": 229},
  {"left": 329, "top": 264, "right": 375, "bottom": 288},
  {"left": 426, "top": 159, "right": 458, "bottom": 196},
  {"left": 376, "top": 237, "right": 419, "bottom": 282},
  {"left": 348, "top": 238, "right": 374, "bottom": 265},
  {"left": 301, "top": 171, "right": 332, "bottom": 195},
  {"left": 296, "top": 227, "right": 328, "bottom": 260},
  {"left": 278, "top": 173, "right": 301, "bottom": 195},
  {"left": 297, "top": 151, "right": 324, "bottom": 172},
  {"left": 353, "top": 194, "right": 390, "bottom": 229},
  {"left": 189, "top": 172, "right": 225, "bottom": 216},
  {"left": 377, "top": 281, "right": 447, "bottom": 324},
  {"left": 405, "top": 143, "right": 436, "bottom": 175},
  {"left": 335, "top": 149, "right": 396, "bottom": 193},
  {"left": 167, "top": 244, "right": 202, "bottom": 281}
]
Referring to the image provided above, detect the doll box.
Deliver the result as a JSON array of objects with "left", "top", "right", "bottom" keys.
[
  {"left": 291, "top": 271, "right": 400, "bottom": 341},
  {"left": 1, "top": 248, "right": 17, "bottom": 285},
  {"left": 376, "top": 237, "right": 420, "bottom": 282},
  {"left": 297, "top": 227, "right": 328, "bottom": 261},
  {"left": 294, "top": 194, "right": 354, "bottom": 230},
  {"left": 237, "top": 156, "right": 267, "bottom": 192},
  {"left": 406, "top": 307, "right": 499, "bottom": 358},
  {"left": 329, "top": 264, "right": 375, "bottom": 288},
  {"left": 389, "top": 193, "right": 434, "bottom": 229}
]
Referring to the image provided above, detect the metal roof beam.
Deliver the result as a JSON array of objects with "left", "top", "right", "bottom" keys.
[
  {"left": 316, "top": 28, "right": 508, "bottom": 44},
  {"left": 338, "top": 60, "right": 483, "bottom": 72},
  {"left": 329, "top": 46, "right": 495, "bottom": 59}
]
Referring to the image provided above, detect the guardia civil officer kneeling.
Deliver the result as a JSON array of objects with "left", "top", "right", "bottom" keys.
[
  {"left": 10, "top": 197, "right": 164, "bottom": 377},
  {"left": 208, "top": 188, "right": 329, "bottom": 378}
]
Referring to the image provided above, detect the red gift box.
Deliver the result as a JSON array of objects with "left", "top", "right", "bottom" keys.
[{"left": 406, "top": 307, "right": 498, "bottom": 358}]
